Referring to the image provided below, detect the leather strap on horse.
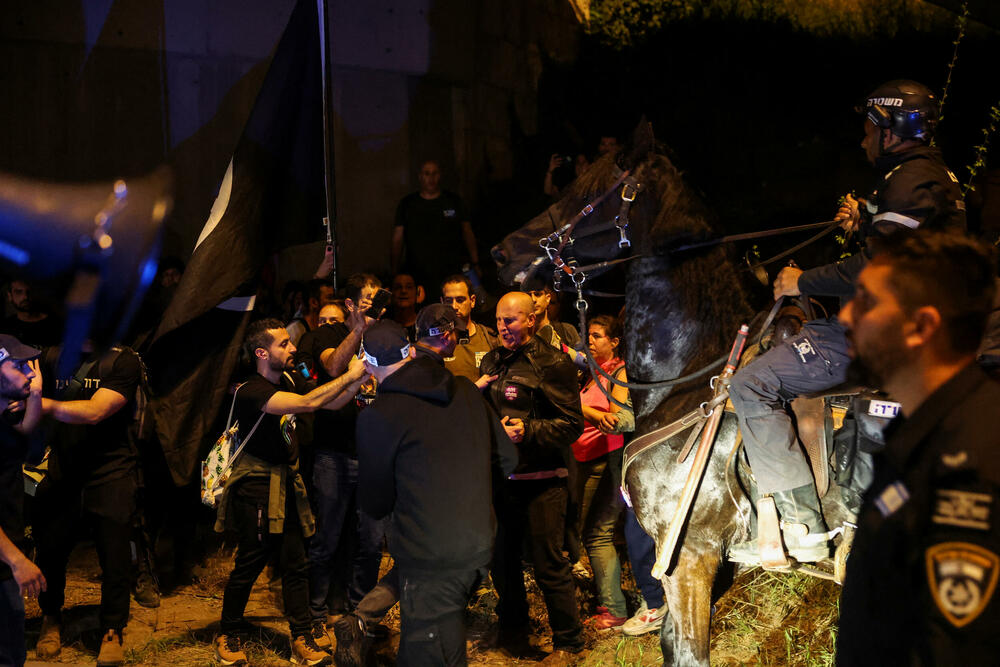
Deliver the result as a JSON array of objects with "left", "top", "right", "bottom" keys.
[{"left": 649, "top": 324, "right": 749, "bottom": 580}]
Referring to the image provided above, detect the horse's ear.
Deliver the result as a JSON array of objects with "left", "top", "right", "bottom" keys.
[{"left": 621, "top": 116, "right": 655, "bottom": 170}]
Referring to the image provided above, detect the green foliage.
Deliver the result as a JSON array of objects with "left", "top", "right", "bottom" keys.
[
  {"left": 964, "top": 102, "right": 1000, "bottom": 195},
  {"left": 586, "top": 0, "right": 952, "bottom": 48},
  {"left": 936, "top": 2, "right": 968, "bottom": 130}
]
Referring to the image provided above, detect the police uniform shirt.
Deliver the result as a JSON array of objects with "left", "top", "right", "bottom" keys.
[
  {"left": 798, "top": 145, "right": 966, "bottom": 300},
  {"left": 48, "top": 348, "right": 141, "bottom": 490},
  {"left": 837, "top": 363, "right": 1000, "bottom": 664}
]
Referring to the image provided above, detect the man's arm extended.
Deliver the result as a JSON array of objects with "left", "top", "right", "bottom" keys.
[
  {"left": 0, "top": 525, "right": 45, "bottom": 597},
  {"left": 42, "top": 388, "right": 127, "bottom": 425},
  {"left": 320, "top": 327, "right": 362, "bottom": 378},
  {"left": 262, "top": 358, "right": 367, "bottom": 415}
]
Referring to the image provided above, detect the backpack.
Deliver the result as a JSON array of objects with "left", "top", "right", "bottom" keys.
[{"left": 200, "top": 383, "right": 265, "bottom": 508}]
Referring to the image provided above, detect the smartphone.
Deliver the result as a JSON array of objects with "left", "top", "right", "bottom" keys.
[{"left": 365, "top": 288, "right": 392, "bottom": 319}]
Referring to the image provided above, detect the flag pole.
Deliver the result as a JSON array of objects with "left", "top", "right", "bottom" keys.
[{"left": 316, "top": 0, "right": 338, "bottom": 290}]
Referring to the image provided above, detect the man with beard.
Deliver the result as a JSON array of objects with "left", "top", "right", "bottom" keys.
[
  {"left": 2, "top": 279, "right": 61, "bottom": 348},
  {"left": 835, "top": 230, "right": 1000, "bottom": 663},
  {"left": 213, "top": 319, "right": 368, "bottom": 667},
  {"left": 728, "top": 80, "right": 966, "bottom": 564},
  {"left": 0, "top": 335, "right": 44, "bottom": 667},
  {"left": 480, "top": 292, "right": 584, "bottom": 664}
]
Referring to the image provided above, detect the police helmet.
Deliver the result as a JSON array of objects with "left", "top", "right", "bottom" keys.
[{"left": 860, "top": 80, "right": 938, "bottom": 141}]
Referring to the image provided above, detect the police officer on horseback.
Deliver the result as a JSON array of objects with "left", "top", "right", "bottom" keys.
[{"left": 728, "top": 80, "right": 966, "bottom": 563}]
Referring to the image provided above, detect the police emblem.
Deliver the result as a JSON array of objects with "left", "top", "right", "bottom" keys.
[
  {"left": 926, "top": 542, "right": 1000, "bottom": 628},
  {"left": 504, "top": 384, "right": 518, "bottom": 401},
  {"left": 793, "top": 338, "right": 815, "bottom": 363}
]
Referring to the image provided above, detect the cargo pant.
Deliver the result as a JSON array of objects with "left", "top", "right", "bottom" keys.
[{"left": 729, "top": 317, "right": 850, "bottom": 494}]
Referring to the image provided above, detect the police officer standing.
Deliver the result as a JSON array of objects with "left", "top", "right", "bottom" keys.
[
  {"left": 729, "top": 80, "right": 966, "bottom": 563},
  {"left": 836, "top": 230, "right": 1000, "bottom": 663}
]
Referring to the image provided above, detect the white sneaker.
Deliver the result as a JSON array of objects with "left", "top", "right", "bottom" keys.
[{"left": 622, "top": 601, "right": 667, "bottom": 636}]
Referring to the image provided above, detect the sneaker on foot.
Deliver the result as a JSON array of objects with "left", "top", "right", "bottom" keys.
[
  {"left": 133, "top": 571, "right": 161, "bottom": 608},
  {"left": 622, "top": 602, "right": 667, "bottom": 636},
  {"left": 214, "top": 634, "right": 248, "bottom": 666},
  {"left": 310, "top": 620, "right": 332, "bottom": 652},
  {"left": 96, "top": 629, "right": 124, "bottom": 667},
  {"left": 290, "top": 634, "right": 332, "bottom": 666},
  {"left": 588, "top": 606, "right": 626, "bottom": 631},
  {"left": 332, "top": 614, "right": 367, "bottom": 667},
  {"left": 35, "top": 615, "right": 61, "bottom": 660}
]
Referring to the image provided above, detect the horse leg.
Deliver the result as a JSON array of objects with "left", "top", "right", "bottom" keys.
[{"left": 660, "top": 550, "right": 719, "bottom": 667}]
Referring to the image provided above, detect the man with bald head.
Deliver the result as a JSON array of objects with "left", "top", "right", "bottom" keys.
[{"left": 479, "top": 291, "right": 585, "bottom": 662}]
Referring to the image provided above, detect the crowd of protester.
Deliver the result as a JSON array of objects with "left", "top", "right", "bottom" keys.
[{"left": 0, "top": 139, "right": 680, "bottom": 667}]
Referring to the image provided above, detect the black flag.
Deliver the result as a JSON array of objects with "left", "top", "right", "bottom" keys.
[{"left": 147, "top": 0, "right": 325, "bottom": 485}]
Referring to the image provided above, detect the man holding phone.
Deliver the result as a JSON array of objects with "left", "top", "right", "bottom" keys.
[{"left": 294, "top": 273, "right": 388, "bottom": 647}]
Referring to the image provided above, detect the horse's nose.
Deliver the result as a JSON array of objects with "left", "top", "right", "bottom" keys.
[{"left": 491, "top": 243, "right": 507, "bottom": 265}]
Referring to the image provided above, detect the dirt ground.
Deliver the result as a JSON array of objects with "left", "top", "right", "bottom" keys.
[{"left": 23, "top": 541, "right": 840, "bottom": 666}]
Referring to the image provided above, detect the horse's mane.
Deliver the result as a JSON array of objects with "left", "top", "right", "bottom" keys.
[{"left": 561, "top": 141, "right": 753, "bottom": 361}]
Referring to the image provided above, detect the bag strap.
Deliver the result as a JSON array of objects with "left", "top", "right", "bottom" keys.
[
  {"left": 213, "top": 409, "right": 266, "bottom": 488},
  {"left": 225, "top": 382, "right": 247, "bottom": 431}
]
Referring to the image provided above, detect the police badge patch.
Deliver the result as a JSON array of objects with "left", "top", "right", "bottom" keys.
[{"left": 926, "top": 542, "right": 1000, "bottom": 628}]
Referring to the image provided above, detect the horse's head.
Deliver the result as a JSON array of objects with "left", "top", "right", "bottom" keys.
[{"left": 491, "top": 119, "right": 713, "bottom": 287}]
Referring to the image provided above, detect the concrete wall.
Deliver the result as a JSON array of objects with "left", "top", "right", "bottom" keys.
[{"left": 0, "top": 0, "right": 581, "bottom": 287}]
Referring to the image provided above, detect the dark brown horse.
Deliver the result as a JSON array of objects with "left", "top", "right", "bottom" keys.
[{"left": 493, "top": 122, "right": 850, "bottom": 665}]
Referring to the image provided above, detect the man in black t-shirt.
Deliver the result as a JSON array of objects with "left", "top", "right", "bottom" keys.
[
  {"left": 1, "top": 279, "right": 62, "bottom": 349},
  {"left": 0, "top": 334, "right": 45, "bottom": 667},
  {"left": 35, "top": 344, "right": 143, "bottom": 665},
  {"left": 213, "top": 318, "right": 368, "bottom": 667},
  {"left": 391, "top": 160, "right": 480, "bottom": 300}
]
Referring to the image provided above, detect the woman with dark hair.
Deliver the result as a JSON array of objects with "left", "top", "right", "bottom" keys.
[{"left": 571, "top": 314, "right": 634, "bottom": 630}]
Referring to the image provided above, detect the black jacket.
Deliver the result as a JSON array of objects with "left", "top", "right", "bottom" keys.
[
  {"left": 799, "top": 145, "right": 966, "bottom": 299},
  {"left": 479, "top": 335, "right": 584, "bottom": 475},
  {"left": 837, "top": 364, "right": 1000, "bottom": 665},
  {"left": 356, "top": 356, "right": 516, "bottom": 571}
]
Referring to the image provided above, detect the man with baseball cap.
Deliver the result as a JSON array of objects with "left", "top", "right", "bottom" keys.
[
  {"left": 0, "top": 334, "right": 45, "bottom": 667},
  {"left": 413, "top": 303, "right": 459, "bottom": 364},
  {"left": 350, "top": 320, "right": 515, "bottom": 666}
]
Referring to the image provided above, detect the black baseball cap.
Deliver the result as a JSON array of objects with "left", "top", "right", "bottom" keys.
[
  {"left": 0, "top": 334, "right": 40, "bottom": 365},
  {"left": 361, "top": 320, "right": 411, "bottom": 367},
  {"left": 416, "top": 303, "right": 458, "bottom": 339}
]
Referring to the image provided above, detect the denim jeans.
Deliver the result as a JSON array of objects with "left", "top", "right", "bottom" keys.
[
  {"left": 624, "top": 507, "right": 664, "bottom": 609},
  {"left": 574, "top": 450, "right": 627, "bottom": 617},
  {"left": 308, "top": 450, "right": 357, "bottom": 620},
  {"left": 0, "top": 578, "right": 25, "bottom": 667}
]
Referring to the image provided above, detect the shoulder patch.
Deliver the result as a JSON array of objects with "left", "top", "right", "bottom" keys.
[{"left": 926, "top": 542, "right": 1000, "bottom": 628}]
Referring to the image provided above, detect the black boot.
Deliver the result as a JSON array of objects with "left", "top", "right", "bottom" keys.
[{"left": 772, "top": 484, "right": 829, "bottom": 562}]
